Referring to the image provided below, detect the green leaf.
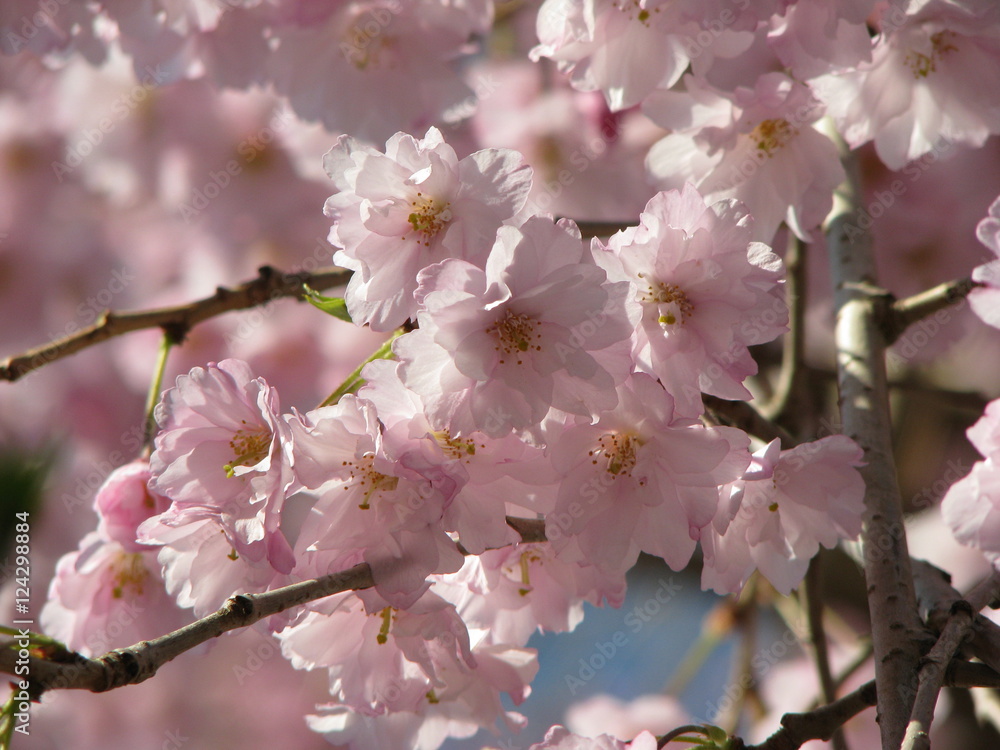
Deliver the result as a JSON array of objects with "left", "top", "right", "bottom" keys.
[{"left": 303, "top": 285, "right": 353, "bottom": 323}]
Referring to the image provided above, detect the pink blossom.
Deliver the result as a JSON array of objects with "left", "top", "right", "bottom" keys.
[
  {"left": 971, "top": 195, "right": 1000, "bottom": 329},
  {"left": 942, "top": 397, "right": 1000, "bottom": 565},
  {"left": 529, "top": 726, "right": 659, "bottom": 750},
  {"left": 434, "top": 544, "right": 627, "bottom": 646},
  {"left": 288, "top": 396, "right": 464, "bottom": 607},
  {"left": 41, "top": 461, "right": 188, "bottom": 656},
  {"left": 565, "top": 693, "right": 690, "bottom": 742},
  {"left": 280, "top": 590, "right": 537, "bottom": 749},
  {"left": 767, "top": 0, "right": 875, "bottom": 80},
  {"left": 359, "top": 359, "right": 554, "bottom": 554},
  {"left": 596, "top": 184, "right": 786, "bottom": 418},
  {"left": 94, "top": 459, "right": 171, "bottom": 552},
  {"left": 268, "top": 0, "right": 482, "bottom": 144},
  {"left": 40, "top": 532, "right": 188, "bottom": 657},
  {"left": 325, "top": 126, "right": 531, "bottom": 331},
  {"left": 531, "top": 0, "right": 699, "bottom": 111},
  {"left": 140, "top": 516, "right": 288, "bottom": 619},
  {"left": 546, "top": 374, "right": 750, "bottom": 574},
  {"left": 814, "top": 1, "right": 1000, "bottom": 170},
  {"left": 701, "top": 435, "right": 866, "bottom": 596},
  {"left": 645, "top": 73, "right": 846, "bottom": 242},
  {"left": 148, "top": 359, "right": 296, "bottom": 573},
  {"left": 398, "top": 215, "right": 635, "bottom": 437}
]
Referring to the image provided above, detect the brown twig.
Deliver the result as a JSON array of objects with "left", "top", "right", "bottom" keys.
[
  {"left": 0, "top": 265, "right": 352, "bottom": 382},
  {"left": 738, "top": 680, "right": 878, "bottom": 750},
  {"left": 763, "top": 233, "right": 808, "bottom": 429},
  {"left": 901, "top": 601, "right": 976, "bottom": 750},
  {"left": 1, "top": 563, "right": 374, "bottom": 694},
  {"left": 704, "top": 395, "right": 798, "bottom": 447}
]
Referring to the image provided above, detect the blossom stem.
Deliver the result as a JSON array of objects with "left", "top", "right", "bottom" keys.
[
  {"left": 142, "top": 331, "right": 176, "bottom": 452},
  {"left": 318, "top": 328, "right": 404, "bottom": 407}
]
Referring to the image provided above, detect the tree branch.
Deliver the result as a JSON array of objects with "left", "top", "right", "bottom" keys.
[
  {"left": 1, "top": 562, "right": 374, "bottom": 694},
  {"left": 887, "top": 276, "right": 980, "bottom": 345},
  {"left": 0, "top": 265, "right": 352, "bottom": 383},
  {"left": 0, "top": 516, "right": 547, "bottom": 697},
  {"left": 826, "top": 143, "right": 924, "bottom": 749},
  {"left": 739, "top": 680, "right": 878, "bottom": 750}
]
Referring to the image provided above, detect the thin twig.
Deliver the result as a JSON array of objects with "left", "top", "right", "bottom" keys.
[
  {"left": 703, "top": 396, "right": 798, "bottom": 447},
  {"left": 888, "top": 276, "right": 980, "bottom": 344},
  {"left": 901, "top": 601, "right": 976, "bottom": 750},
  {"left": 803, "top": 559, "right": 848, "bottom": 750},
  {"left": 0, "top": 265, "right": 352, "bottom": 382},
  {"left": 763, "top": 234, "right": 808, "bottom": 429}
]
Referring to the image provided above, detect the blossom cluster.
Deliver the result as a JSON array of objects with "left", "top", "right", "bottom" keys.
[{"left": 40, "top": 127, "right": 868, "bottom": 749}]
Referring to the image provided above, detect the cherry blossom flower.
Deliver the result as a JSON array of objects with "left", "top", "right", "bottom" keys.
[
  {"left": 268, "top": 0, "right": 482, "bottom": 144},
  {"left": 970, "top": 195, "right": 1000, "bottom": 329},
  {"left": 767, "top": 0, "right": 875, "bottom": 80},
  {"left": 596, "top": 184, "right": 786, "bottom": 417},
  {"left": 813, "top": 1, "right": 1000, "bottom": 170},
  {"left": 148, "top": 359, "right": 297, "bottom": 573},
  {"left": 701, "top": 435, "right": 866, "bottom": 595},
  {"left": 645, "top": 73, "right": 846, "bottom": 242},
  {"left": 280, "top": 589, "right": 537, "bottom": 749},
  {"left": 288, "top": 396, "right": 464, "bottom": 607},
  {"left": 398, "top": 215, "right": 635, "bottom": 437},
  {"left": 529, "top": 726, "right": 659, "bottom": 750},
  {"left": 325, "top": 126, "right": 532, "bottom": 331},
  {"left": 40, "top": 532, "right": 189, "bottom": 656},
  {"left": 942, "top": 397, "right": 1000, "bottom": 566},
  {"left": 359, "top": 359, "right": 554, "bottom": 554},
  {"left": 531, "top": 0, "right": 700, "bottom": 111},
  {"left": 40, "top": 460, "right": 187, "bottom": 656},
  {"left": 546, "top": 374, "right": 750, "bottom": 574},
  {"left": 433, "top": 543, "right": 627, "bottom": 646}
]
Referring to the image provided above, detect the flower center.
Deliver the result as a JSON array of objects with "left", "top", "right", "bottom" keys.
[
  {"left": 340, "top": 453, "right": 399, "bottom": 509},
  {"left": 406, "top": 192, "right": 452, "bottom": 246},
  {"left": 431, "top": 429, "right": 480, "bottom": 461},
  {"left": 751, "top": 118, "right": 796, "bottom": 157},
  {"left": 224, "top": 423, "right": 272, "bottom": 477},
  {"left": 610, "top": 0, "right": 658, "bottom": 27},
  {"left": 110, "top": 551, "right": 149, "bottom": 599},
  {"left": 342, "top": 8, "right": 396, "bottom": 71},
  {"left": 488, "top": 309, "right": 542, "bottom": 365},
  {"left": 638, "top": 276, "right": 694, "bottom": 327},
  {"left": 905, "top": 30, "right": 957, "bottom": 78},
  {"left": 589, "top": 432, "right": 642, "bottom": 478}
]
